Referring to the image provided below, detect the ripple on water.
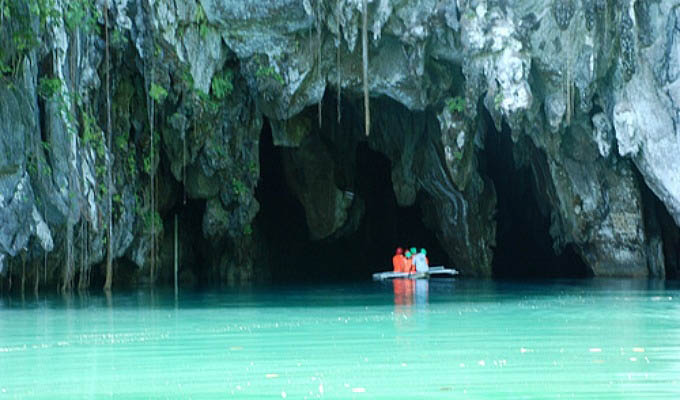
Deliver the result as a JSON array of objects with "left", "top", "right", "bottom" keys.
[{"left": 0, "top": 280, "right": 679, "bottom": 398}]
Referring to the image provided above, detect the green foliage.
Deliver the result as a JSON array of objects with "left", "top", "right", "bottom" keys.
[
  {"left": 211, "top": 69, "right": 233, "bottom": 100},
  {"left": 243, "top": 223, "right": 253, "bottom": 236},
  {"left": 248, "top": 160, "right": 258, "bottom": 175},
  {"left": 446, "top": 96, "right": 465, "bottom": 114},
  {"left": 64, "top": 0, "right": 100, "bottom": 34},
  {"left": 196, "top": 89, "right": 219, "bottom": 113},
  {"left": 143, "top": 152, "right": 152, "bottom": 174},
  {"left": 256, "top": 66, "right": 284, "bottom": 85},
  {"left": 453, "top": 149, "right": 463, "bottom": 161},
  {"left": 81, "top": 108, "right": 109, "bottom": 199},
  {"left": 127, "top": 152, "right": 136, "bottom": 176},
  {"left": 149, "top": 82, "right": 168, "bottom": 102},
  {"left": 111, "top": 29, "right": 129, "bottom": 47},
  {"left": 37, "top": 77, "right": 62, "bottom": 99},
  {"left": 232, "top": 177, "right": 247, "bottom": 197},
  {"left": 1, "top": 0, "right": 60, "bottom": 79},
  {"left": 195, "top": 4, "right": 210, "bottom": 38},
  {"left": 143, "top": 210, "right": 162, "bottom": 235},
  {"left": 115, "top": 131, "right": 128, "bottom": 151},
  {"left": 0, "top": 60, "right": 11, "bottom": 77}
]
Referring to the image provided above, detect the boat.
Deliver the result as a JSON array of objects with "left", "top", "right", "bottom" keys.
[{"left": 372, "top": 266, "right": 459, "bottom": 280}]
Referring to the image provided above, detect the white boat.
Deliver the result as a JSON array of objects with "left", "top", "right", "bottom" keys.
[{"left": 372, "top": 266, "right": 459, "bottom": 280}]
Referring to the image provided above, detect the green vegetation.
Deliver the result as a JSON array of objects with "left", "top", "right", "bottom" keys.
[
  {"left": 143, "top": 210, "right": 162, "bottom": 235},
  {"left": 196, "top": 89, "right": 219, "bottom": 113},
  {"left": 243, "top": 223, "right": 253, "bottom": 236},
  {"left": 256, "top": 65, "right": 285, "bottom": 85},
  {"left": 82, "top": 108, "right": 107, "bottom": 197},
  {"left": 115, "top": 129, "right": 128, "bottom": 151},
  {"left": 64, "top": 0, "right": 100, "bottom": 34},
  {"left": 211, "top": 69, "right": 233, "bottom": 100},
  {"left": 195, "top": 4, "right": 210, "bottom": 39},
  {"left": 247, "top": 160, "right": 258, "bottom": 175},
  {"left": 127, "top": 152, "right": 136, "bottom": 177},
  {"left": 149, "top": 82, "right": 168, "bottom": 102},
  {"left": 37, "top": 77, "right": 62, "bottom": 99},
  {"left": 1, "top": 0, "right": 61, "bottom": 80},
  {"left": 446, "top": 96, "right": 465, "bottom": 114},
  {"left": 111, "top": 29, "right": 128, "bottom": 48},
  {"left": 232, "top": 177, "right": 247, "bottom": 197}
]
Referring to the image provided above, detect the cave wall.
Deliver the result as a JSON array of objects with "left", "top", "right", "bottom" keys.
[{"left": 1, "top": 0, "right": 680, "bottom": 289}]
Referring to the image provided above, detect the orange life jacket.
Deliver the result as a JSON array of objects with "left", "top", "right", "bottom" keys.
[
  {"left": 404, "top": 257, "right": 413, "bottom": 273},
  {"left": 392, "top": 254, "right": 403, "bottom": 272}
]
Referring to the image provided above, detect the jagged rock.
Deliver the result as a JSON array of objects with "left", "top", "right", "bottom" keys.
[{"left": 282, "top": 135, "right": 353, "bottom": 240}]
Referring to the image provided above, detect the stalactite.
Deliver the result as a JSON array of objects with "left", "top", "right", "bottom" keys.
[
  {"left": 362, "top": 0, "right": 370, "bottom": 136},
  {"left": 104, "top": 4, "right": 114, "bottom": 291}
]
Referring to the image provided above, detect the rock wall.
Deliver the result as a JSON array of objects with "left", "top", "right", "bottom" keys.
[{"left": 1, "top": 0, "right": 679, "bottom": 289}]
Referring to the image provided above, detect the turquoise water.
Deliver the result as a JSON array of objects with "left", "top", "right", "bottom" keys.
[{"left": 1, "top": 279, "right": 679, "bottom": 399}]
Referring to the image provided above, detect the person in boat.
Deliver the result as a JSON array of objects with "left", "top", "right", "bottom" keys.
[
  {"left": 392, "top": 247, "right": 405, "bottom": 272},
  {"left": 412, "top": 248, "right": 429, "bottom": 273},
  {"left": 404, "top": 250, "right": 413, "bottom": 273}
]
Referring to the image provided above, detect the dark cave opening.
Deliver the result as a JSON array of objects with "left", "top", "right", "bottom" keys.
[
  {"left": 639, "top": 172, "right": 680, "bottom": 280},
  {"left": 483, "top": 120, "right": 589, "bottom": 278},
  {"left": 255, "top": 118, "right": 447, "bottom": 282}
]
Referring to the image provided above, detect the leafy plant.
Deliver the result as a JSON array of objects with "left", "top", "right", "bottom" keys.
[
  {"left": 149, "top": 82, "right": 168, "bottom": 102},
  {"left": 196, "top": 89, "right": 219, "bottom": 113},
  {"left": 127, "top": 152, "right": 136, "bottom": 176},
  {"left": 211, "top": 69, "right": 233, "bottom": 100},
  {"left": 256, "top": 65, "right": 285, "bottom": 85},
  {"left": 195, "top": 4, "right": 210, "bottom": 38},
  {"left": 112, "top": 29, "right": 128, "bottom": 47},
  {"left": 232, "top": 177, "right": 247, "bottom": 197},
  {"left": 38, "top": 77, "right": 62, "bottom": 99},
  {"left": 115, "top": 131, "right": 128, "bottom": 151},
  {"left": 446, "top": 96, "right": 465, "bottom": 114},
  {"left": 64, "top": 0, "right": 100, "bottom": 34}
]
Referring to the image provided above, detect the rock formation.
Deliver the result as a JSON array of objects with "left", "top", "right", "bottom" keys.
[{"left": 1, "top": 0, "right": 679, "bottom": 290}]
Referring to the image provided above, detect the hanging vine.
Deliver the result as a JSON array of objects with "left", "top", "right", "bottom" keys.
[
  {"left": 317, "top": 0, "right": 323, "bottom": 128},
  {"left": 103, "top": 3, "right": 114, "bottom": 291},
  {"left": 336, "top": 0, "right": 341, "bottom": 124},
  {"left": 362, "top": 0, "right": 370, "bottom": 136}
]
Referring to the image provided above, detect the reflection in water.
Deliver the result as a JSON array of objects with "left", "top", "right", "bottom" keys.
[
  {"left": 393, "top": 278, "right": 429, "bottom": 314},
  {"left": 393, "top": 278, "right": 414, "bottom": 306},
  {"left": 415, "top": 279, "right": 428, "bottom": 306}
]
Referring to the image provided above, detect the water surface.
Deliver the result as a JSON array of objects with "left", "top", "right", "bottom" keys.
[{"left": 1, "top": 279, "right": 679, "bottom": 399}]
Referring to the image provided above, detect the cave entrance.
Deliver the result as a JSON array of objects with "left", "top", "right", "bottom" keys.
[
  {"left": 255, "top": 119, "right": 447, "bottom": 282},
  {"left": 483, "top": 120, "right": 588, "bottom": 278}
]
